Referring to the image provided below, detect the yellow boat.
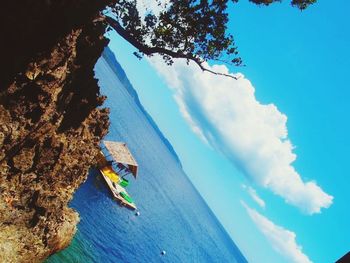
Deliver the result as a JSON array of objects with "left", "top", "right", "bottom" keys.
[
  {"left": 100, "top": 166, "right": 119, "bottom": 183},
  {"left": 97, "top": 141, "right": 138, "bottom": 210}
]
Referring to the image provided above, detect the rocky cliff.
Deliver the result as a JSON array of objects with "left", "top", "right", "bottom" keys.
[{"left": 0, "top": 1, "right": 112, "bottom": 262}]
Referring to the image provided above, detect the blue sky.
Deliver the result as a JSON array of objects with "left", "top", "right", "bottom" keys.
[{"left": 105, "top": 1, "right": 350, "bottom": 262}]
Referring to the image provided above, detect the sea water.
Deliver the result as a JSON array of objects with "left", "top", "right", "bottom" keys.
[{"left": 46, "top": 55, "right": 247, "bottom": 263}]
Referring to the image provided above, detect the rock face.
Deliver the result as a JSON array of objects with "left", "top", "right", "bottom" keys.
[{"left": 0, "top": 1, "right": 112, "bottom": 262}]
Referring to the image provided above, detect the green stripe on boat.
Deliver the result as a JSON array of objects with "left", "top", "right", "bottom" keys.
[{"left": 120, "top": 192, "right": 133, "bottom": 203}]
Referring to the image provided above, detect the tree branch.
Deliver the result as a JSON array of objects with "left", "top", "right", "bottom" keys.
[{"left": 105, "top": 16, "right": 237, "bottom": 80}]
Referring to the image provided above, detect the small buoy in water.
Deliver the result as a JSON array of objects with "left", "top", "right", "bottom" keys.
[
  {"left": 135, "top": 211, "right": 140, "bottom": 216},
  {"left": 161, "top": 250, "right": 166, "bottom": 256}
]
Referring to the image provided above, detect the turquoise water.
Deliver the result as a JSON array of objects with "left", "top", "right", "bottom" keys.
[{"left": 46, "top": 56, "right": 247, "bottom": 263}]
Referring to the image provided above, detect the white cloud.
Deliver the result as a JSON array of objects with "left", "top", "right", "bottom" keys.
[
  {"left": 242, "top": 201, "right": 312, "bottom": 263},
  {"left": 136, "top": 0, "right": 169, "bottom": 18},
  {"left": 242, "top": 184, "right": 266, "bottom": 209},
  {"left": 149, "top": 56, "right": 333, "bottom": 214}
]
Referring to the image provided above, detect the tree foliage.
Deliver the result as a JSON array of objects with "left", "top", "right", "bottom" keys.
[
  {"left": 106, "top": 0, "right": 316, "bottom": 77},
  {"left": 249, "top": 0, "right": 316, "bottom": 9}
]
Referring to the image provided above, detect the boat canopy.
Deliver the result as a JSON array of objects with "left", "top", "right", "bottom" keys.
[{"left": 103, "top": 140, "right": 138, "bottom": 178}]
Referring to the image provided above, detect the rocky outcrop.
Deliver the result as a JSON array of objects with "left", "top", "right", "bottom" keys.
[{"left": 0, "top": 1, "right": 112, "bottom": 262}]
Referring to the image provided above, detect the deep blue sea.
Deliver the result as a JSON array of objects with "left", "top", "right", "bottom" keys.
[{"left": 46, "top": 55, "right": 247, "bottom": 263}]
